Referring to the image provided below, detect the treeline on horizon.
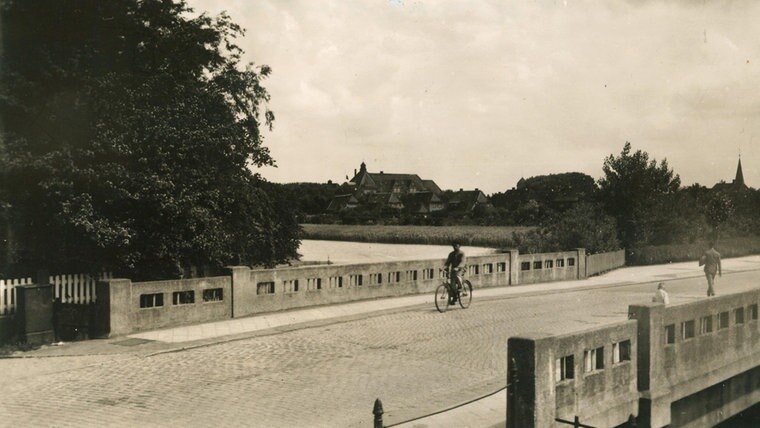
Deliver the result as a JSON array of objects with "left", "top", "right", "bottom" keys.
[{"left": 283, "top": 142, "right": 760, "bottom": 258}]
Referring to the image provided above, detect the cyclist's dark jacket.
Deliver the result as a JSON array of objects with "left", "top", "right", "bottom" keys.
[{"left": 445, "top": 249, "right": 465, "bottom": 269}]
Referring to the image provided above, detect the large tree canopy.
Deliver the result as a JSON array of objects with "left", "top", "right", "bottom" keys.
[
  {"left": 0, "top": 0, "right": 299, "bottom": 279},
  {"left": 598, "top": 142, "right": 681, "bottom": 248}
]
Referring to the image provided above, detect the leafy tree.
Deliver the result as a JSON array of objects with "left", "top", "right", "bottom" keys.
[
  {"left": 0, "top": 0, "right": 299, "bottom": 279},
  {"left": 598, "top": 142, "right": 681, "bottom": 249},
  {"left": 543, "top": 203, "right": 620, "bottom": 254},
  {"left": 271, "top": 182, "right": 347, "bottom": 218},
  {"left": 705, "top": 193, "right": 734, "bottom": 239}
]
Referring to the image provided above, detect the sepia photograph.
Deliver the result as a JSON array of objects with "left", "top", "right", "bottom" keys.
[{"left": 1, "top": 1, "right": 760, "bottom": 426}]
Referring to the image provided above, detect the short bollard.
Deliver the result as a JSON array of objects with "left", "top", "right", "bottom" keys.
[{"left": 373, "top": 398, "right": 384, "bottom": 428}]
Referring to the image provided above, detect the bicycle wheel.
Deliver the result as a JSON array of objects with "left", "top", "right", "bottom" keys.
[
  {"left": 435, "top": 283, "right": 450, "bottom": 313},
  {"left": 458, "top": 280, "right": 472, "bottom": 309}
]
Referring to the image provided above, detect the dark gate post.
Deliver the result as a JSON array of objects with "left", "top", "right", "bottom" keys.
[
  {"left": 15, "top": 270, "right": 54, "bottom": 345},
  {"left": 507, "top": 357, "right": 518, "bottom": 426}
]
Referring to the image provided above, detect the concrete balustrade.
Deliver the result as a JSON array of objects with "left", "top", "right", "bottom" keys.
[
  {"left": 89, "top": 248, "right": 595, "bottom": 337},
  {"left": 508, "top": 288, "right": 760, "bottom": 428},
  {"left": 507, "top": 321, "right": 639, "bottom": 428}
]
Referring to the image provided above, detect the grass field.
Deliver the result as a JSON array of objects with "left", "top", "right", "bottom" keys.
[{"left": 300, "top": 224, "right": 534, "bottom": 248}]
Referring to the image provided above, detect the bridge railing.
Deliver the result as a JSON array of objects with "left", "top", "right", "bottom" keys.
[
  {"left": 508, "top": 288, "right": 760, "bottom": 428},
  {"left": 507, "top": 321, "right": 639, "bottom": 428}
]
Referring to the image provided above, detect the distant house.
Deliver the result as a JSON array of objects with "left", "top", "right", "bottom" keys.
[
  {"left": 325, "top": 162, "right": 492, "bottom": 215},
  {"left": 365, "top": 192, "right": 404, "bottom": 211},
  {"left": 348, "top": 162, "right": 443, "bottom": 196},
  {"left": 713, "top": 157, "right": 749, "bottom": 192},
  {"left": 446, "top": 189, "right": 490, "bottom": 212},
  {"left": 326, "top": 194, "right": 359, "bottom": 212},
  {"left": 326, "top": 162, "right": 445, "bottom": 213},
  {"left": 403, "top": 191, "right": 444, "bottom": 214}
]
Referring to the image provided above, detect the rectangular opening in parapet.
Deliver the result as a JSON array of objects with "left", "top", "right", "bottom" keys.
[
  {"left": 556, "top": 354, "right": 574, "bottom": 382},
  {"left": 257, "top": 281, "right": 275, "bottom": 295},
  {"left": 735, "top": 307, "right": 745, "bottom": 325},
  {"left": 681, "top": 320, "right": 695, "bottom": 340},
  {"left": 699, "top": 316, "right": 713, "bottom": 334},
  {"left": 202, "top": 288, "right": 223, "bottom": 302},
  {"left": 583, "top": 346, "right": 604, "bottom": 373},
  {"left": 172, "top": 290, "right": 195, "bottom": 305},
  {"left": 718, "top": 311, "right": 729, "bottom": 329},
  {"left": 329, "top": 276, "right": 343, "bottom": 288},
  {"left": 613, "top": 340, "right": 631, "bottom": 363},
  {"left": 139, "top": 293, "right": 164, "bottom": 308}
]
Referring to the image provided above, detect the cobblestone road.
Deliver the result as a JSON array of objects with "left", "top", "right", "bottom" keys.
[{"left": 2, "top": 270, "right": 759, "bottom": 427}]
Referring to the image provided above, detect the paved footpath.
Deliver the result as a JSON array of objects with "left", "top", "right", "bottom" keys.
[{"left": 2, "top": 256, "right": 760, "bottom": 427}]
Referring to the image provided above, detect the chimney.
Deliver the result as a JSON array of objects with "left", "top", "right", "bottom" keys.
[
  {"left": 354, "top": 169, "right": 357, "bottom": 176},
  {"left": 459, "top": 188, "right": 463, "bottom": 192},
  {"left": 380, "top": 171, "right": 384, "bottom": 174}
]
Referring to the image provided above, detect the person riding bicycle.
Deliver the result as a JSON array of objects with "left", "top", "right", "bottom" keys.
[{"left": 444, "top": 242, "right": 465, "bottom": 304}]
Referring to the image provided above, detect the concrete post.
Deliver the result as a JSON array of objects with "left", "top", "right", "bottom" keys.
[
  {"left": 507, "top": 249, "right": 519, "bottom": 285},
  {"left": 226, "top": 266, "right": 250, "bottom": 318},
  {"left": 628, "top": 303, "right": 671, "bottom": 428},
  {"left": 575, "top": 248, "right": 587, "bottom": 279},
  {"left": 507, "top": 334, "right": 555, "bottom": 428},
  {"left": 92, "top": 279, "right": 132, "bottom": 338},
  {"left": 15, "top": 283, "right": 54, "bottom": 344}
]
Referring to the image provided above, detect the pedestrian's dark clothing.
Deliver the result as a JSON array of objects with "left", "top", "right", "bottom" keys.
[
  {"left": 702, "top": 248, "right": 721, "bottom": 275},
  {"left": 445, "top": 249, "right": 465, "bottom": 270},
  {"left": 700, "top": 247, "right": 721, "bottom": 297},
  {"left": 444, "top": 249, "right": 465, "bottom": 303}
]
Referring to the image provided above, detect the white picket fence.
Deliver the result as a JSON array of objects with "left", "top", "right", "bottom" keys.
[
  {"left": 0, "top": 272, "right": 112, "bottom": 315},
  {"left": 0, "top": 277, "right": 32, "bottom": 315}
]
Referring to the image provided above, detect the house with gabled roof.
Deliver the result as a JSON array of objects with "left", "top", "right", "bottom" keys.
[
  {"left": 348, "top": 162, "right": 442, "bottom": 196},
  {"left": 402, "top": 191, "right": 444, "bottom": 214},
  {"left": 326, "top": 194, "right": 359, "bottom": 212},
  {"left": 326, "top": 162, "right": 489, "bottom": 215},
  {"left": 446, "top": 189, "right": 490, "bottom": 213},
  {"left": 364, "top": 192, "right": 404, "bottom": 211}
]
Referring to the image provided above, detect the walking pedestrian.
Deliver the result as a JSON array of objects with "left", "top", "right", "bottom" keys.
[{"left": 699, "top": 241, "right": 722, "bottom": 297}]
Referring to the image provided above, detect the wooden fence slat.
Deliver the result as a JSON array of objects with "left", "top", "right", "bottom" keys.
[
  {"left": 63, "top": 274, "right": 69, "bottom": 303},
  {"left": 1, "top": 279, "right": 6, "bottom": 315},
  {"left": 68, "top": 274, "right": 74, "bottom": 303},
  {"left": 84, "top": 274, "right": 91, "bottom": 304},
  {"left": 75, "top": 274, "right": 82, "bottom": 304}
]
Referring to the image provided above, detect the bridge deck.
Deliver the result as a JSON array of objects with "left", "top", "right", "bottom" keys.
[{"left": 2, "top": 256, "right": 760, "bottom": 427}]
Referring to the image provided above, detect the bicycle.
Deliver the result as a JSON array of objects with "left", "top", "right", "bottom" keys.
[{"left": 435, "top": 266, "right": 472, "bottom": 313}]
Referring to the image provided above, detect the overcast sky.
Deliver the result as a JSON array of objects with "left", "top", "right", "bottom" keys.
[{"left": 190, "top": 0, "right": 758, "bottom": 194}]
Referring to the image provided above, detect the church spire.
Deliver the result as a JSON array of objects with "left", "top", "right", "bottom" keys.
[{"left": 734, "top": 156, "right": 745, "bottom": 187}]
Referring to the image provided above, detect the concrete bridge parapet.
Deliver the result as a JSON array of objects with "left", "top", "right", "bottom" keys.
[{"left": 508, "top": 288, "right": 760, "bottom": 428}]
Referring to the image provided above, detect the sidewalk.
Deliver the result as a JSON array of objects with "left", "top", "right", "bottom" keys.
[{"left": 6, "top": 255, "right": 760, "bottom": 427}]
